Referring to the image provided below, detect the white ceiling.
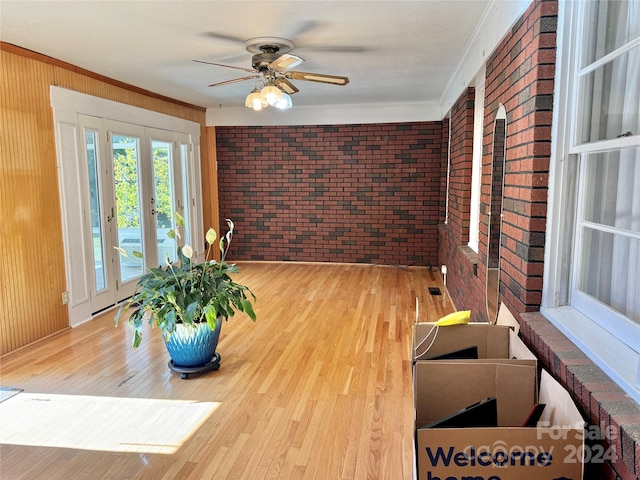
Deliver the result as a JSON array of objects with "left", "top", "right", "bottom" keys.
[{"left": 0, "top": 1, "right": 526, "bottom": 124}]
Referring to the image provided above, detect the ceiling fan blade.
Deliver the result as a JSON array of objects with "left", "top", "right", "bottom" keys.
[
  {"left": 269, "top": 53, "right": 304, "bottom": 73},
  {"left": 298, "top": 45, "right": 369, "bottom": 53},
  {"left": 286, "top": 71, "right": 349, "bottom": 86},
  {"left": 208, "top": 75, "right": 260, "bottom": 87},
  {"left": 285, "top": 20, "right": 320, "bottom": 39},
  {"left": 201, "top": 32, "right": 247, "bottom": 43},
  {"left": 193, "top": 59, "right": 257, "bottom": 74},
  {"left": 275, "top": 77, "right": 299, "bottom": 95}
]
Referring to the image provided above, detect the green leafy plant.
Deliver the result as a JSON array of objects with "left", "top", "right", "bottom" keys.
[{"left": 115, "top": 216, "right": 256, "bottom": 349}]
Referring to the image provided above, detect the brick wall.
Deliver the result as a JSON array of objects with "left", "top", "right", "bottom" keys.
[
  {"left": 447, "top": 87, "right": 475, "bottom": 244},
  {"left": 216, "top": 122, "right": 446, "bottom": 265},
  {"left": 439, "top": 0, "right": 554, "bottom": 320},
  {"left": 438, "top": 222, "right": 488, "bottom": 322},
  {"left": 520, "top": 312, "right": 640, "bottom": 480},
  {"left": 480, "top": 0, "right": 555, "bottom": 318},
  {"left": 488, "top": 119, "right": 505, "bottom": 269},
  {"left": 439, "top": 1, "right": 638, "bottom": 478},
  {"left": 437, "top": 86, "right": 489, "bottom": 322}
]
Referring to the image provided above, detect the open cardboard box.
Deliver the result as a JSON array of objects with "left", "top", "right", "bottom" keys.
[
  {"left": 412, "top": 304, "right": 585, "bottom": 480},
  {"left": 412, "top": 303, "right": 535, "bottom": 363},
  {"left": 415, "top": 359, "right": 538, "bottom": 427},
  {"left": 414, "top": 364, "right": 585, "bottom": 480}
]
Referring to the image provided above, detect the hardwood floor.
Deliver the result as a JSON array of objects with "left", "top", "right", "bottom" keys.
[{"left": 0, "top": 262, "right": 455, "bottom": 480}]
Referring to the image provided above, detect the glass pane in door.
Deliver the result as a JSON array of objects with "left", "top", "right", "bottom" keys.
[
  {"left": 152, "top": 140, "right": 176, "bottom": 265},
  {"left": 180, "top": 143, "right": 191, "bottom": 247},
  {"left": 112, "top": 134, "right": 144, "bottom": 282},
  {"left": 85, "top": 130, "right": 106, "bottom": 291}
]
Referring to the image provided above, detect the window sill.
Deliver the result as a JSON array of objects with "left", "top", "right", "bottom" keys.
[
  {"left": 540, "top": 305, "right": 639, "bottom": 403},
  {"left": 520, "top": 309, "right": 640, "bottom": 479},
  {"left": 457, "top": 245, "right": 478, "bottom": 275}
]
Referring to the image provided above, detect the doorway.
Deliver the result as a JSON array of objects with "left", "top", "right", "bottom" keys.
[
  {"left": 51, "top": 87, "right": 203, "bottom": 327},
  {"left": 79, "top": 116, "right": 190, "bottom": 314},
  {"left": 486, "top": 105, "right": 506, "bottom": 322}
]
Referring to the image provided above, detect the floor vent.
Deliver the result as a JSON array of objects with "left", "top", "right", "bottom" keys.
[{"left": 428, "top": 287, "right": 442, "bottom": 296}]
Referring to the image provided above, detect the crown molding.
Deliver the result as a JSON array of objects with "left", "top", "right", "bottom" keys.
[{"left": 206, "top": 101, "right": 442, "bottom": 126}]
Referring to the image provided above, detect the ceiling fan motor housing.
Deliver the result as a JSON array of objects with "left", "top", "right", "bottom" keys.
[{"left": 252, "top": 51, "right": 281, "bottom": 71}]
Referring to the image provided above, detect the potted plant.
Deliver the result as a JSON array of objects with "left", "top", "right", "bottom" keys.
[{"left": 115, "top": 216, "right": 256, "bottom": 377}]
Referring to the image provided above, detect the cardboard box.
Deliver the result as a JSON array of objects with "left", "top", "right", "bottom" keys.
[
  {"left": 413, "top": 303, "right": 535, "bottom": 363},
  {"left": 416, "top": 426, "right": 584, "bottom": 480},
  {"left": 414, "top": 359, "right": 538, "bottom": 427},
  {"left": 413, "top": 323, "right": 511, "bottom": 361},
  {"left": 412, "top": 304, "right": 585, "bottom": 480},
  {"left": 414, "top": 363, "right": 584, "bottom": 480}
]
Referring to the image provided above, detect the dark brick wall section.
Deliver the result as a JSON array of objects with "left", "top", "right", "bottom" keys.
[
  {"left": 216, "top": 122, "right": 445, "bottom": 265},
  {"left": 438, "top": 225, "right": 489, "bottom": 323},
  {"left": 447, "top": 87, "right": 475, "bottom": 244},
  {"left": 488, "top": 119, "right": 505, "bottom": 269}
]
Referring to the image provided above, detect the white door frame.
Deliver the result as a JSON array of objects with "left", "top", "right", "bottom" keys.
[{"left": 51, "top": 86, "right": 202, "bottom": 327}]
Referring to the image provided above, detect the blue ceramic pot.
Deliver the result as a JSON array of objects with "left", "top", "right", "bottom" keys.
[{"left": 164, "top": 318, "right": 222, "bottom": 367}]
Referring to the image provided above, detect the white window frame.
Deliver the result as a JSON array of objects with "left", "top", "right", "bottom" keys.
[
  {"left": 51, "top": 86, "right": 203, "bottom": 327},
  {"left": 542, "top": 0, "right": 640, "bottom": 403},
  {"left": 444, "top": 115, "right": 452, "bottom": 225},
  {"left": 469, "top": 71, "right": 486, "bottom": 252}
]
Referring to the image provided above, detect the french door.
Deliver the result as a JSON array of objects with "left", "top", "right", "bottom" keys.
[{"left": 79, "top": 116, "right": 190, "bottom": 313}]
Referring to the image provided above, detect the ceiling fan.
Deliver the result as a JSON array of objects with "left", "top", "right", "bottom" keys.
[{"left": 194, "top": 37, "right": 349, "bottom": 109}]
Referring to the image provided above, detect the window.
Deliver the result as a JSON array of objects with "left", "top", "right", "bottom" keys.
[
  {"left": 544, "top": 0, "right": 640, "bottom": 402},
  {"left": 469, "top": 73, "right": 486, "bottom": 252},
  {"left": 444, "top": 116, "right": 452, "bottom": 225}
]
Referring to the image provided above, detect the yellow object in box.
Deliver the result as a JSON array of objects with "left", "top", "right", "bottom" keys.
[{"left": 435, "top": 310, "right": 471, "bottom": 326}]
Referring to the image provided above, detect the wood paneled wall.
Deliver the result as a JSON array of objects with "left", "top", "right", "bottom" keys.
[
  {"left": 0, "top": 43, "right": 211, "bottom": 355},
  {"left": 204, "top": 126, "right": 220, "bottom": 255}
]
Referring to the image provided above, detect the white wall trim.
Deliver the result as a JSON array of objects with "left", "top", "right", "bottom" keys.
[
  {"left": 50, "top": 86, "right": 201, "bottom": 137},
  {"left": 206, "top": 101, "right": 442, "bottom": 126},
  {"left": 468, "top": 72, "right": 486, "bottom": 253},
  {"left": 440, "top": 0, "right": 531, "bottom": 116}
]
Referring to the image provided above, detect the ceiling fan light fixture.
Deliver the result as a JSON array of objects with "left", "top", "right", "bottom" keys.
[
  {"left": 201, "top": 37, "right": 349, "bottom": 112},
  {"left": 245, "top": 88, "right": 266, "bottom": 111},
  {"left": 274, "top": 92, "right": 293, "bottom": 110},
  {"left": 260, "top": 84, "right": 283, "bottom": 106}
]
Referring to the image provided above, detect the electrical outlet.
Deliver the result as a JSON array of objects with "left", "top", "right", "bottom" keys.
[{"left": 62, "top": 291, "right": 69, "bottom": 305}]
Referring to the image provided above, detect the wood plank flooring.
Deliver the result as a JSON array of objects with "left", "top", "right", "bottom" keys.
[{"left": 0, "top": 262, "right": 455, "bottom": 480}]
